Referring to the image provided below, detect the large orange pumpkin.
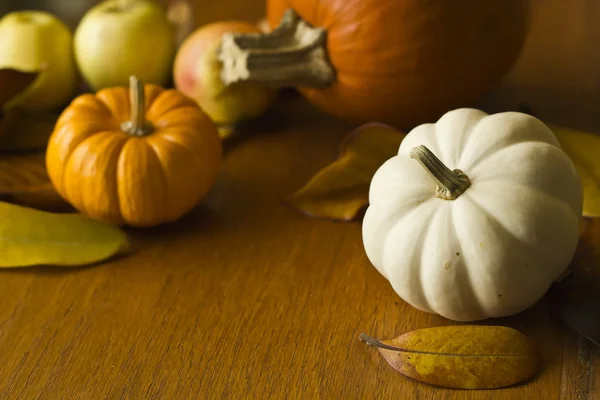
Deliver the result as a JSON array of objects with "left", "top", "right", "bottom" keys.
[
  {"left": 46, "top": 76, "right": 222, "bottom": 227},
  {"left": 218, "top": 1, "right": 530, "bottom": 129}
]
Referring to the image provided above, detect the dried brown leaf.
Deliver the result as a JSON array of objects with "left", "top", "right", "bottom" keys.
[
  {"left": 0, "top": 153, "right": 70, "bottom": 211},
  {"left": 0, "top": 68, "right": 38, "bottom": 110},
  {"left": 361, "top": 325, "right": 542, "bottom": 389},
  {"left": 286, "top": 123, "right": 405, "bottom": 221},
  {"left": 0, "top": 108, "right": 58, "bottom": 151},
  {"left": 0, "top": 68, "right": 51, "bottom": 151}
]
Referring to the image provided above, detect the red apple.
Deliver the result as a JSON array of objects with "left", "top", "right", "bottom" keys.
[{"left": 173, "top": 21, "right": 277, "bottom": 133}]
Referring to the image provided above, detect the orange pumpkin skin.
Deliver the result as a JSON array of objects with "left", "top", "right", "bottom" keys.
[
  {"left": 267, "top": 0, "right": 530, "bottom": 129},
  {"left": 46, "top": 84, "right": 222, "bottom": 227}
]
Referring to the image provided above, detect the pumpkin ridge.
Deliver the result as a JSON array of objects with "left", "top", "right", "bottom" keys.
[
  {"left": 64, "top": 132, "right": 128, "bottom": 225},
  {"left": 450, "top": 203, "right": 486, "bottom": 319},
  {"left": 440, "top": 111, "right": 487, "bottom": 169},
  {"left": 369, "top": 184, "right": 434, "bottom": 208},
  {"left": 464, "top": 140, "right": 550, "bottom": 173},
  {"left": 430, "top": 125, "right": 453, "bottom": 170},
  {"left": 50, "top": 121, "right": 120, "bottom": 193},
  {"left": 457, "top": 118, "right": 485, "bottom": 168},
  {"left": 148, "top": 134, "right": 206, "bottom": 206},
  {"left": 384, "top": 199, "right": 438, "bottom": 312},
  {"left": 147, "top": 89, "right": 196, "bottom": 119},
  {"left": 60, "top": 129, "right": 127, "bottom": 200},
  {"left": 370, "top": 194, "right": 434, "bottom": 267},
  {"left": 153, "top": 130, "right": 203, "bottom": 163},
  {"left": 473, "top": 179, "right": 581, "bottom": 219},
  {"left": 459, "top": 113, "right": 561, "bottom": 171},
  {"left": 115, "top": 139, "right": 164, "bottom": 226},
  {"left": 151, "top": 107, "right": 207, "bottom": 129},
  {"left": 147, "top": 140, "right": 170, "bottom": 222},
  {"left": 461, "top": 192, "right": 538, "bottom": 303},
  {"left": 453, "top": 114, "right": 493, "bottom": 170},
  {"left": 145, "top": 140, "right": 171, "bottom": 222},
  {"left": 399, "top": 125, "right": 442, "bottom": 160},
  {"left": 96, "top": 87, "right": 130, "bottom": 123},
  {"left": 470, "top": 180, "right": 581, "bottom": 281},
  {"left": 417, "top": 203, "right": 453, "bottom": 314}
]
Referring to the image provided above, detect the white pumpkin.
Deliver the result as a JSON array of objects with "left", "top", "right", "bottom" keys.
[{"left": 362, "top": 108, "right": 583, "bottom": 321}]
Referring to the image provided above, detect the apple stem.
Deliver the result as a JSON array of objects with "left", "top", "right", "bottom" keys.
[{"left": 121, "top": 76, "right": 153, "bottom": 137}]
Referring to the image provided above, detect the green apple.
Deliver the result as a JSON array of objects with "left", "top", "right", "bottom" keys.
[
  {"left": 0, "top": 11, "right": 77, "bottom": 111},
  {"left": 74, "top": 0, "right": 176, "bottom": 91}
]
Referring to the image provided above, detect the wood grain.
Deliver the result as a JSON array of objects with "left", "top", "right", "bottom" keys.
[
  {"left": 1, "top": 0, "right": 600, "bottom": 398},
  {"left": 0, "top": 93, "right": 589, "bottom": 399}
]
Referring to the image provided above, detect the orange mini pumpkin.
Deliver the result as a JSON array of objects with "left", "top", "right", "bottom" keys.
[{"left": 46, "top": 76, "right": 222, "bottom": 227}]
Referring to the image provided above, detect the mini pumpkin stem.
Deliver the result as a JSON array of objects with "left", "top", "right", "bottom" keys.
[
  {"left": 217, "top": 8, "right": 335, "bottom": 88},
  {"left": 121, "top": 75, "right": 153, "bottom": 137},
  {"left": 410, "top": 145, "right": 471, "bottom": 200}
]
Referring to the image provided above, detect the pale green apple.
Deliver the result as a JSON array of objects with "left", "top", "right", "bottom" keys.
[
  {"left": 0, "top": 11, "right": 77, "bottom": 111},
  {"left": 74, "top": 0, "right": 176, "bottom": 91}
]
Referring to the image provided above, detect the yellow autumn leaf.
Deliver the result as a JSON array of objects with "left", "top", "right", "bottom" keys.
[
  {"left": 286, "top": 123, "right": 405, "bottom": 221},
  {"left": 361, "top": 325, "right": 542, "bottom": 389},
  {"left": 0, "top": 201, "right": 129, "bottom": 268},
  {"left": 550, "top": 123, "right": 600, "bottom": 218}
]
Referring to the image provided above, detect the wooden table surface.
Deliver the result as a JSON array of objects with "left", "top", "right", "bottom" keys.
[
  {"left": 0, "top": 93, "right": 597, "bottom": 400},
  {"left": 2, "top": 1, "right": 600, "bottom": 399}
]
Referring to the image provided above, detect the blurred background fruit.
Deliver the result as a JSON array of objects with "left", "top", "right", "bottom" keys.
[
  {"left": 0, "top": 11, "right": 77, "bottom": 111},
  {"left": 1, "top": 0, "right": 600, "bottom": 132},
  {"left": 0, "top": 0, "right": 264, "bottom": 36},
  {"left": 74, "top": 0, "right": 176, "bottom": 91},
  {"left": 173, "top": 21, "right": 278, "bottom": 131}
]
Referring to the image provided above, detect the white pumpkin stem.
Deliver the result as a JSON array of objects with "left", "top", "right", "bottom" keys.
[
  {"left": 217, "top": 8, "right": 335, "bottom": 88},
  {"left": 121, "top": 76, "right": 153, "bottom": 137},
  {"left": 410, "top": 145, "right": 471, "bottom": 200}
]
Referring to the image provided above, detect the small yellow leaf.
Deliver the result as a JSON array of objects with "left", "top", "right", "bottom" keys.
[
  {"left": 0, "top": 201, "right": 129, "bottom": 268},
  {"left": 361, "top": 325, "right": 542, "bottom": 389},
  {"left": 0, "top": 153, "right": 70, "bottom": 211},
  {"left": 550, "top": 123, "right": 600, "bottom": 217},
  {"left": 286, "top": 123, "right": 405, "bottom": 221}
]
